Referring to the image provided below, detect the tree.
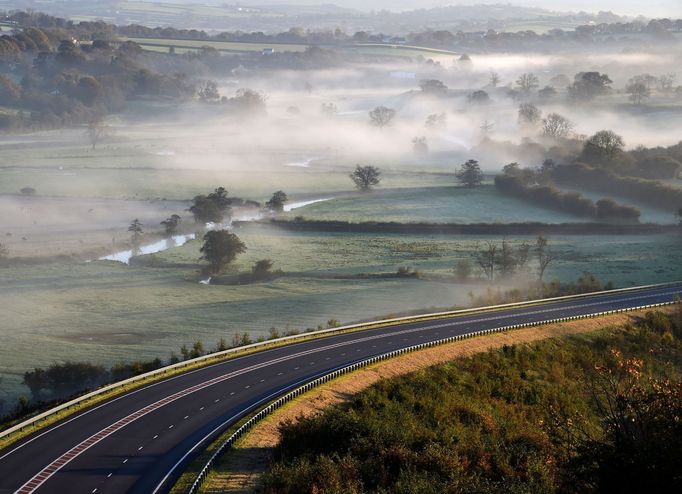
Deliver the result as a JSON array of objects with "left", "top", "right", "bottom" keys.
[
  {"left": 86, "top": 118, "right": 107, "bottom": 150},
  {"left": 518, "top": 103, "right": 541, "bottom": 126},
  {"left": 535, "top": 236, "right": 557, "bottom": 289},
  {"left": 626, "top": 80, "right": 650, "bottom": 104},
  {"left": 516, "top": 73, "right": 539, "bottom": 93},
  {"left": 412, "top": 136, "right": 428, "bottom": 154},
  {"left": 419, "top": 79, "right": 448, "bottom": 95},
  {"left": 568, "top": 71, "right": 612, "bottom": 101},
  {"left": 658, "top": 73, "right": 676, "bottom": 93},
  {"left": 200, "top": 230, "right": 246, "bottom": 275},
  {"left": 265, "top": 190, "right": 288, "bottom": 212},
  {"left": 456, "top": 159, "right": 483, "bottom": 188},
  {"left": 128, "top": 219, "right": 143, "bottom": 251},
  {"left": 0, "top": 242, "right": 8, "bottom": 261},
  {"left": 583, "top": 130, "right": 625, "bottom": 162},
  {"left": 20, "top": 186, "right": 36, "bottom": 195},
  {"left": 677, "top": 208, "right": 682, "bottom": 226},
  {"left": 320, "top": 102, "right": 337, "bottom": 116},
  {"left": 476, "top": 241, "right": 497, "bottom": 281},
  {"left": 454, "top": 260, "right": 472, "bottom": 281},
  {"left": 468, "top": 90, "right": 490, "bottom": 104},
  {"left": 252, "top": 259, "right": 274, "bottom": 279},
  {"left": 160, "top": 214, "right": 181, "bottom": 237},
  {"left": 198, "top": 80, "right": 220, "bottom": 102},
  {"left": 189, "top": 187, "right": 232, "bottom": 224},
  {"left": 538, "top": 86, "right": 557, "bottom": 100},
  {"left": 425, "top": 113, "right": 446, "bottom": 129},
  {"left": 489, "top": 71, "right": 501, "bottom": 87},
  {"left": 350, "top": 165, "right": 381, "bottom": 191},
  {"left": 369, "top": 106, "right": 396, "bottom": 128},
  {"left": 542, "top": 113, "right": 574, "bottom": 139}
]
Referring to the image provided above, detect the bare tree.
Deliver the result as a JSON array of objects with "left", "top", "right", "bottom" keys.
[
  {"left": 369, "top": 106, "right": 396, "bottom": 128},
  {"left": 658, "top": 73, "right": 676, "bottom": 93},
  {"left": 542, "top": 113, "right": 574, "bottom": 139},
  {"left": 625, "top": 80, "right": 650, "bottom": 105},
  {"left": 489, "top": 71, "right": 501, "bottom": 87},
  {"left": 476, "top": 241, "right": 498, "bottom": 281},
  {"left": 518, "top": 103, "right": 541, "bottom": 126},
  {"left": 86, "top": 118, "right": 107, "bottom": 150},
  {"left": 535, "top": 236, "right": 557, "bottom": 290},
  {"left": 516, "top": 72, "right": 539, "bottom": 93}
]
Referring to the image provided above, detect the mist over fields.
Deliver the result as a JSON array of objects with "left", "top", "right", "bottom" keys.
[{"left": 0, "top": 6, "right": 681, "bottom": 425}]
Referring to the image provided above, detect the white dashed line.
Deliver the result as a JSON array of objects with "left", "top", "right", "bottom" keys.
[
  {"left": 183, "top": 415, "right": 189, "bottom": 420},
  {"left": 138, "top": 446, "right": 143, "bottom": 451},
  {"left": 199, "top": 407, "right": 205, "bottom": 411},
  {"left": 168, "top": 425, "right": 174, "bottom": 429},
  {"left": 122, "top": 459, "right": 128, "bottom": 464},
  {"left": 153, "top": 435, "right": 158, "bottom": 439},
  {"left": 229, "top": 392, "right": 235, "bottom": 396},
  {"left": 107, "top": 473, "right": 112, "bottom": 478}
]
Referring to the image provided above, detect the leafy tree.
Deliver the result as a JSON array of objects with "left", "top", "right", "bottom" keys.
[
  {"left": 542, "top": 113, "right": 574, "bottom": 139},
  {"left": 468, "top": 90, "right": 490, "bottom": 104},
  {"left": 538, "top": 85, "right": 557, "bottom": 100},
  {"left": 582, "top": 130, "right": 625, "bottom": 163},
  {"left": 200, "top": 230, "right": 246, "bottom": 275},
  {"left": 677, "top": 207, "right": 682, "bottom": 226},
  {"left": 265, "top": 191, "right": 288, "bottom": 212},
  {"left": 626, "top": 80, "right": 650, "bottom": 104},
  {"left": 128, "top": 219, "right": 143, "bottom": 251},
  {"left": 368, "top": 106, "right": 395, "bottom": 128},
  {"left": 425, "top": 112, "right": 446, "bottom": 129},
  {"left": 252, "top": 259, "right": 274, "bottom": 279},
  {"left": 0, "top": 242, "right": 8, "bottom": 261},
  {"left": 189, "top": 187, "right": 232, "bottom": 224},
  {"left": 456, "top": 159, "right": 483, "bottom": 188},
  {"left": 516, "top": 72, "right": 539, "bottom": 93},
  {"left": 350, "top": 165, "right": 381, "bottom": 191},
  {"left": 160, "top": 214, "right": 181, "bottom": 237},
  {"left": 419, "top": 79, "right": 448, "bottom": 95},
  {"left": 568, "top": 71, "right": 612, "bottom": 101},
  {"left": 198, "top": 80, "right": 220, "bottom": 102},
  {"left": 518, "top": 103, "right": 541, "bottom": 126},
  {"left": 412, "top": 136, "right": 428, "bottom": 154},
  {"left": 20, "top": 187, "right": 36, "bottom": 195}
]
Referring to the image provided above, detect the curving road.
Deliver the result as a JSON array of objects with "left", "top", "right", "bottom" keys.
[{"left": 1, "top": 283, "right": 681, "bottom": 494}]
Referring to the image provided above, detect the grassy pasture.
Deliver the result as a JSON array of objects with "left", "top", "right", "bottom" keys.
[
  {"left": 286, "top": 186, "right": 589, "bottom": 224},
  {"left": 1, "top": 223, "right": 681, "bottom": 403},
  {"left": 120, "top": 37, "right": 310, "bottom": 54}
]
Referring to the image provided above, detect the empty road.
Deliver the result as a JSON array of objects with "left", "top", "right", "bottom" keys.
[{"left": 1, "top": 283, "right": 681, "bottom": 494}]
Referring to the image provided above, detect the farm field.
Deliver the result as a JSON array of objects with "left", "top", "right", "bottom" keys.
[
  {"left": 1, "top": 222, "right": 681, "bottom": 402},
  {"left": 120, "top": 37, "right": 311, "bottom": 53},
  {"left": 287, "top": 186, "right": 591, "bottom": 224}
]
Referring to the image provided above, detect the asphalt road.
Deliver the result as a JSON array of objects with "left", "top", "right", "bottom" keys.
[{"left": 1, "top": 283, "right": 681, "bottom": 494}]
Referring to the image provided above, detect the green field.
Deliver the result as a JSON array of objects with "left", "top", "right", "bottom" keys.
[
  {"left": 2, "top": 222, "right": 681, "bottom": 403},
  {"left": 121, "top": 36, "right": 311, "bottom": 54},
  {"left": 287, "top": 186, "right": 588, "bottom": 224}
]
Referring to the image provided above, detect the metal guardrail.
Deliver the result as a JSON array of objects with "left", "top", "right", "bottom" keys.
[
  {"left": 1, "top": 282, "right": 678, "bottom": 443},
  {"left": 187, "top": 300, "right": 676, "bottom": 494}
]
